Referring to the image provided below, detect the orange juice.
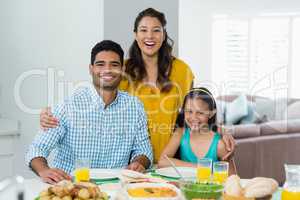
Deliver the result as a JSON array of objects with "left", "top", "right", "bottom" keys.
[
  {"left": 74, "top": 167, "right": 90, "bottom": 182},
  {"left": 197, "top": 167, "right": 211, "bottom": 182},
  {"left": 213, "top": 171, "right": 228, "bottom": 184},
  {"left": 282, "top": 188, "right": 300, "bottom": 200}
]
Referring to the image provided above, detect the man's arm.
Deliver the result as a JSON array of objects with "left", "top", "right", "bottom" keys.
[
  {"left": 30, "top": 157, "right": 49, "bottom": 174},
  {"left": 30, "top": 157, "right": 71, "bottom": 184},
  {"left": 127, "top": 100, "right": 153, "bottom": 172},
  {"left": 25, "top": 102, "right": 71, "bottom": 183}
]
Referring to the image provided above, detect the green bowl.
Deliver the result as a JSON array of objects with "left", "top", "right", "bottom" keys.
[{"left": 180, "top": 179, "right": 223, "bottom": 200}]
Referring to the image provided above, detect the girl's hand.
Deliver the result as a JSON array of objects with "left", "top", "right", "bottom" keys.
[{"left": 40, "top": 107, "right": 59, "bottom": 131}]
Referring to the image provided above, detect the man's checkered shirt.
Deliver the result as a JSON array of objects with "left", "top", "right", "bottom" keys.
[{"left": 26, "top": 86, "right": 153, "bottom": 173}]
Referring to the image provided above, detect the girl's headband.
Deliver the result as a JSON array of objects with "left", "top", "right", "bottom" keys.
[{"left": 188, "top": 88, "right": 216, "bottom": 106}]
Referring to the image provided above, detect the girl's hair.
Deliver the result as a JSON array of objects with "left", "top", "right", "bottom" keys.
[
  {"left": 175, "top": 87, "right": 217, "bottom": 131},
  {"left": 125, "top": 8, "right": 174, "bottom": 92}
]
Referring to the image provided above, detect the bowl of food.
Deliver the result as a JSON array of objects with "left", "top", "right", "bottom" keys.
[
  {"left": 179, "top": 179, "right": 223, "bottom": 200},
  {"left": 124, "top": 182, "right": 181, "bottom": 200}
]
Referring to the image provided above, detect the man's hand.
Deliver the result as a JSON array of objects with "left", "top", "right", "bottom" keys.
[
  {"left": 38, "top": 168, "right": 71, "bottom": 184},
  {"left": 126, "top": 161, "right": 145, "bottom": 173},
  {"left": 30, "top": 157, "right": 71, "bottom": 184}
]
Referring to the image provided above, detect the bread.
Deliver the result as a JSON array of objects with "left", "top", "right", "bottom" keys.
[
  {"left": 224, "top": 175, "right": 243, "bottom": 197},
  {"left": 244, "top": 177, "right": 278, "bottom": 198},
  {"left": 224, "top": 175, "right": 278, "bottom": 199}
]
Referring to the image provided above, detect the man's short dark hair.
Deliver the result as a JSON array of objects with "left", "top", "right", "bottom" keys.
[{"left": 91, "top": 40, "right": 124, "bottom": 65}]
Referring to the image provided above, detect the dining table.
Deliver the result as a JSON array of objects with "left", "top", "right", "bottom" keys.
[{"left": 0, "top": 169, "right": 283, "bottom": 200}]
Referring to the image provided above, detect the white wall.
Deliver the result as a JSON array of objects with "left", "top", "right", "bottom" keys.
[
  {"left": 0, "top": 0, "right": 179, "bottom": 179},
  {"left": 179, "top": 0, "right": 300, "bottom": 86},
  {"left": 104, "top": 0, "right": 179, "bottom": 57},
  {"left": 0, "top": 0, "right": 104, "bottom": 178}
]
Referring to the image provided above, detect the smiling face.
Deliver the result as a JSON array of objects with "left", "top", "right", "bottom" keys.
[
  {"left": 135, "top": 16, "right": 165, "bottom": 58},
  {"left": 89, "top": 51, "right": 123, "bottom": 91},
  {"left": 184, "top": 98, "right": 216, "bottom": 132}
]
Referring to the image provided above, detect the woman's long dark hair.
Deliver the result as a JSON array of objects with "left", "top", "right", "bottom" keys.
[
  {"left": 126, "top": 8, "right": 174, "bottom": 92},
  {"left": 175, "top": 87, "right": 217, "bottom": 132}
]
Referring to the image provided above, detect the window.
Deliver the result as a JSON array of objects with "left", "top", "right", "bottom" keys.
[{"left": 212, "top": 14, "right": 300, "bottom": 98}]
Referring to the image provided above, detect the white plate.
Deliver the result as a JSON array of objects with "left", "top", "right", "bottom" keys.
[
  {"left": 124, "top": 182, "right": 182, "bottom": 200},
  {"left": 88, "top": 168, "right": 120, "bottom": 180},
  {"left": 155, "top": 167, "right": 196, "bottom": 179}
]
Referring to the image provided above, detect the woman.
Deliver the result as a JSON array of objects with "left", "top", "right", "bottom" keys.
[{"left": 40, "top": 8, "right": 235, "bottom": 163}]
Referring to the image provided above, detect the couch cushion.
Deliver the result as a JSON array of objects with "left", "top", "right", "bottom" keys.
[
  {"left": 225, "top": 124, "right": 260, "bottom": 139},
  {"left": 260, "top": 119, "right": 300, "bottom": 136},
  {"left": 225, "top": 95, "right": 248, "bottom": 125},
  {"left": 284, "top": 101, "right": 300, "bottom": 120}
]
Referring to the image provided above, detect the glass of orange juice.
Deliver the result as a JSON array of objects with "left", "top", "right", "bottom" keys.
[
  {"left": 282, "top": 187, "right": 300, "bottom": 200},
  {"left": 213, "top": 161, "right": 229, "bottom": 184},
  {"left": 197, "top": 158, "right": 212, "bottom": 182},
  {"left": 282, "top": 164, "right": 300, "bottom": 200},
  {"left": 74, "top": 158, "right": 90, "bottom": 182}
]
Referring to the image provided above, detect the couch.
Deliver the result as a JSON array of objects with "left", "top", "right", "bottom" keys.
[{"left": 217, "top": 95, "right": 300, "bottom": 185}]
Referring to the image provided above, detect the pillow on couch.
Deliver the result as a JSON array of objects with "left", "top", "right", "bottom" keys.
[
  {"left": 240, "top": 102, "right": 257, "bottom": 124},
  {"left": 216, "top": 100, "right": 227, "bottom": 124},
  {"left": 254, "top": 96, "right": 274, "bottom": 121},
  {"left": 225, "top": 94, "right": 248, "bottom": 125},
  {"left": 284, "top": 101, "right": 300, "bottom": 120}
]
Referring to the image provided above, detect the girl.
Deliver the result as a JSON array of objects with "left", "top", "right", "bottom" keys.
[
  {"left": 39, "top": 8, "right": 235, "bottom": 164},
  {"left": 158, "top": 87, "right": 236, "bottom": 175}
]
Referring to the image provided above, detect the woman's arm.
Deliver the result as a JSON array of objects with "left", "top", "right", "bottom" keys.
[
  {"left": 217, "top": 126, "right": 236, "bottom": 160},
  {"left": 217, "top": 139, "right": 237, "bottom": 175},
  {"left": 158, "top": 128, "right": 197, "bottom": 168}
]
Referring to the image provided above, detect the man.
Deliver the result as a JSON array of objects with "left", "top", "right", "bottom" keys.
[{"left": 26, "top": 40, "right": 153, "bottom": 184}]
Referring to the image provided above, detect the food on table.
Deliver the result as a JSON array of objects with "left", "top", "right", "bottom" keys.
[
  {"left": 38, "top": 180, "right": 108, "bottom": 200},
  {"left": 180, "top": 181, "right": 223, "bottom": 200},
  {"left": 223, "top": 175, "right": 278, "bottom": 200},
  {"left": 244, "top": 177, "right": 278, "bottom": 198},
  {"left": 224, "top": 175, "right": 243, "bottom": 197},
  {"left": 127, "top": 187, "right": 177, "bottom": 198},
  {"left": 121, "top": 169, "right": 149, "bottom": 179},
  {"left": 120, "top": 169, "right": 167, "bottom": 184}
]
